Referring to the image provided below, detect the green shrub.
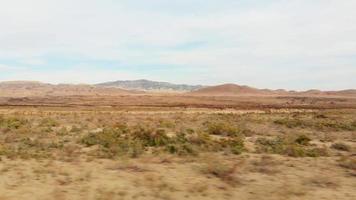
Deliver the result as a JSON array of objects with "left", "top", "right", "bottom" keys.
[
  {"left": 39, "top": 118, "right": 59, "bottom": 127},
  {"left": 256, "top": 136, "right": 328, "bottom": 157},
  {"left": 166, "top": 143, "right": 197, "bottom": 156},
  {"left": 256, "top": 137, "right": 285, "bottom": 154},
  {"left": 219, "top": 137, "right": 245, "bottom": 155},
  {"left": 284, "top": 145, "right": 307, "bottom": 157},
  {"left": 81, "top": 127, "right": 145, "bottom": 158},
  {"left": 0, "top": 117, "right": 28, "bottom": 130},
  {"left": 81, "top": 128, "right": 123, "bottom": 148},
  {"left": 274, "top": 117, "right": 356, "bottom": 131},
  {"left": 206, "top": 121, "right": 241, "bottom": 137},
  {"left": 132, "top": 127, "right": 170, "bottom": 147},
  {"left": 158, "top": 120, "right": 175, "bottom": 128}
]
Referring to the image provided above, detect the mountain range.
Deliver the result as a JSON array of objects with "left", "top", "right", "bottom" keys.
[
  {"left": 0, "top": 80, "right": 355, "bottom": 97},
  {"left": 96, "top": 79, "right": 203, "bottom": 92}
]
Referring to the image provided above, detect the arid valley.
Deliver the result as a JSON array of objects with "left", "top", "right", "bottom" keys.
[{"left": 0, "top": 81, "right": 355, "bottom": 200}]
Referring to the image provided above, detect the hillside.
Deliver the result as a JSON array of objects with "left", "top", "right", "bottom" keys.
[
  {"left": 96, "top": 79, "right": 203, "bottom": 92},
  {"left": 188, "top": 84, "right": 356, "bottom": 97},
  {"left": 0, "top": 81, "right": 139, "bottom": 97},
  {"left": 188, "top": 84, "right": 277, "bottom": 96}
]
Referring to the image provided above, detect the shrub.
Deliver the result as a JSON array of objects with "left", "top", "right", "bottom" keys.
[
  {"left": 256, "top": 137, "right": 328, "bottom": 157},
  {"left": 0, "top": 117, "right": 28, "bottom": 130},
  {"left": 274, "top": 118, "right": 306, "bottom": 128},
  {"left": 70, "top": 125, "right": 82, "bottom": 133},
  {"left": 256, "top": 137, "right": 285, "bottom": 154},
  {"left": 338, "top": 156, "right": 356, "bottom": 170},
  {"left": 132, "top": 127, "right": 170, "bottom": 147},
  {"left": 284, "top": 145, "right": 307, "bottom": 157},
  {"left": 166, "top": 143, "right": 197, "bottom": 156},
  {"left": 206, "top": 121, "right": 241, "bottom": 137},
  {"left": 305, "top": 147, "right": 329, "bottom": 157},
  {"left": 331, "top": 143, "right": 351, "bottom": 152},
  {"left": 219, "top": 137, "right": 245, "bottom": 155},
  {"left": 39, "top": 118, "right": 59, "bottom": 127},
  {"left": 81, "top": 127, "right": 145, "bottom": 158},
  {"left": 274, "top": 117, "right": 356, "bottom": 131},
  {"left": 158, "top": 120, "right": 175, "bottom": 128},
  {"left": 199, "top": 158, "right": 240, "bottom": 186},
  {"left": 295, "top": 135, "right": 311, "bottom": 145},
  {"left": 81, "top": 128, "right": 123, "bottom": 148}
]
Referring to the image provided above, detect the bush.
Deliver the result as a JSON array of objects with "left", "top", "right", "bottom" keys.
[
  {"left": 0, "top": 117, "right": 28, "bottom": 130},
  {"left": 166, "top": 143, "right": 197, "bottom": 156},
  {"left": 219, "top": 137, "right": 245, "bottom": 155},
  {"left": 274, "top": 118, "right": 306, "bottom": 128},
  {"left": 39, "top": 118, "right": 59, "bottom": 127},
  {"left": 338, "top": 156, "right": 356, "bottom": 170},
  {"left": 199, "top": 158, "right": 240, "bottom": 186},
  {"left": 81, "top": 128, "right": 123, "bottom": 148},
  {"left": 305, "top": 147, "right": 329, "bottom": 157},
  {"left": 331, "top": 143, "right": 351, "bottom": 152},
  {"left": 256, "top": 137, "right": 285, "bottom": 154},
  {"left": 81, "top": 127, "right": 144, "bottom": 158},
  {"left": 256, "top": 136, "right": 329, "bottom": 157},
  {"left": 284, "top": 145, "right": 307, "bottom": 157},
  {"left": 274, "top": 116, "right": 356, "bottom": 131},
  {"left": 132, "top": 127, "right": 170, "bottom": 147},
  {"left": 206, "top": 121, "right": 241, "bottom": 137},
  {"left": 295, "top": 135, "right": 311, "bottom": 145}
]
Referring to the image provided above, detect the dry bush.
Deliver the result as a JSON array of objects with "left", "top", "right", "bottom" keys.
[
  {"left": 294, "top": 135, "right": 311, "bottom": 145},
  {"left": 205, "top": 121, "right": 242, "bottom": 137},
  {"left": 331, "top": 142, "right": 351, "bottom": 152},
  {"left": 338, "top": 156, "right": 356, "bottom": 170},
  {"left": 256, "top": 136, "right": 329, "bottom": 157},
  {"left": 199, "top": 157, "right": 241, "bottom": 186},
  {"left": 39, "top": 118, "right": 59, "bottom": 128},
  {"left": 274, "top": 116, "right": 356, "bottom": 131},
  {"left": 0, "top": 116, "right": 28, "bottom": 130},
  {"left": 249, "top": 155, "right": 280, "bottom": 175},
  {"left": 305, "top": 176, "right": 339, "bottom": 188}
]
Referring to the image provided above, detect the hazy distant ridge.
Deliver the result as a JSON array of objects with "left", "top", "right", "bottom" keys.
[{"left": 96, "top": 79, "right": 204, "bottom": 92}]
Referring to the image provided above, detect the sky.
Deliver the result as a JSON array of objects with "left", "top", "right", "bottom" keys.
[{"left": 0, "top": 0, "right": 355, "bottom": 90}]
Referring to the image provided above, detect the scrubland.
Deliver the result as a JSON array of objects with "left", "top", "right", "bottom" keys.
[{"left": 0, "top": 107, "right": 355, "bottom": 200}]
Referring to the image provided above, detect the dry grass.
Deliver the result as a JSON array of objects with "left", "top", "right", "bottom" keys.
[{"left": 0, "top": 107, "right": 355, "bottom": 199}]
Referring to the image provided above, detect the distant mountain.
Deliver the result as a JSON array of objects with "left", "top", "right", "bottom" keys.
[
  {"left": 0, "top": 81, "right": 140, "bottom": 97},
  {"left": 301, "top": 89, "right": 356, "bottom": 96},
  {"left": 188, "top": 84, "right": 278, "bottom": 96},
  {"left": 1, "top": 80, "right": 355, "bottom": 97},
  {"left": 96, "top": 79, "right": 204, "bottom": 92},
  {"left": 188, "top": 83, "right": 356, "bottom": 97}
]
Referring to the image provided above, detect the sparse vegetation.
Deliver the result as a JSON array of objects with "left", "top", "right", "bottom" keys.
[
  {"left": 206, "top": 121, "right": 242, "bottom": 137},
  {"left": 199, "top": 157, "right": 241, "bottom": 186},
  {"left": 256, "top": 136, "right": 329, "bottom": 157},
  {"left": 331, "top": 142, "right": 351, "bottom": 152},
  {"left": 274, "top": 116, "right": 356, "bottom": 131},
  {"left": 0, "top": 108, "right": 355, "bottom": 199},
  {"left": 338, "top": 156, "right": 356, "bottom": 170}
]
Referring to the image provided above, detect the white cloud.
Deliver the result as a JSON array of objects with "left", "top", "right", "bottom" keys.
[{"left": 0, "top": 0, "right": 355, "bottom": 90}]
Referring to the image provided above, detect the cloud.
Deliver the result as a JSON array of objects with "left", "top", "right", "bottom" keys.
[{"left": 0, "top": 0, "right": 355, "bottom": 90}]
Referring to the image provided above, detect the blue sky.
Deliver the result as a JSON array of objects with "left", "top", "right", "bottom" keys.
[{"left": 0, "top": 0, "right": 355, "bottom": 90}]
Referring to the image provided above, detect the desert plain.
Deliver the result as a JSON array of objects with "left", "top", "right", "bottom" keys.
[{"left": 0, "top": 82, "right": 355, "bottom": 200}]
